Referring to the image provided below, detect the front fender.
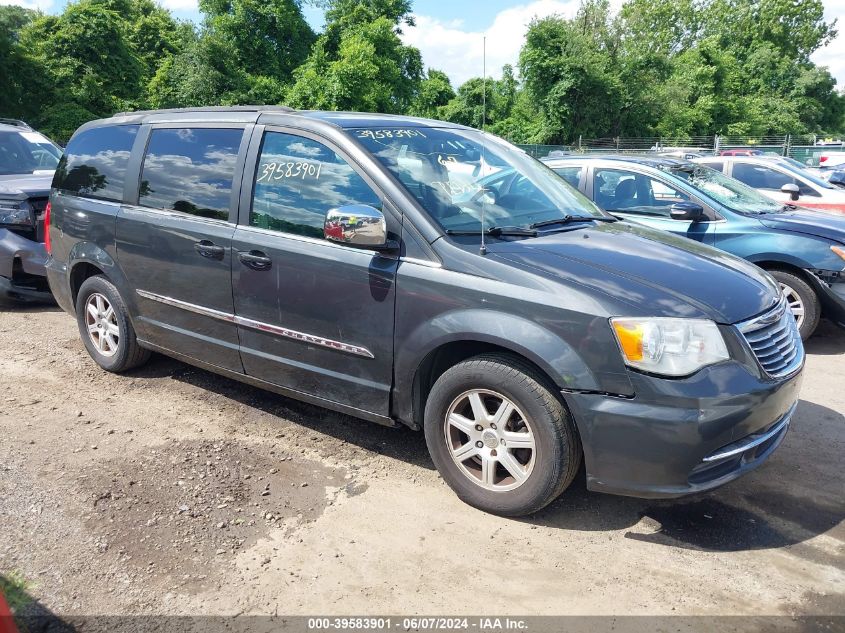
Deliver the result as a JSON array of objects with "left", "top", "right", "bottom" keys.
[
  {"left": 392, "top": 308, "right": 634, "bottom": 425},
  {"left": 725, "top": 230, "right": 839, "bottom": 270}
]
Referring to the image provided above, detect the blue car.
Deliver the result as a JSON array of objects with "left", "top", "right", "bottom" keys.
[{"left": 537, "top": 155, "right": 845, "bottom": 339}]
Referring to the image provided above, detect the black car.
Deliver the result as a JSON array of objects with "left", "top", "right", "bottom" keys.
[
  {"left": 46, "top": 107, "right": 803, "bottom": 516},
  {"left": 0, "top": 119, "right": 62, "bottom": 302}
]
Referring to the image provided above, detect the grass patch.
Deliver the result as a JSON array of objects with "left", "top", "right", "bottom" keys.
[{"left": 0, "top": 571, "right": 34, "bottom": 613}]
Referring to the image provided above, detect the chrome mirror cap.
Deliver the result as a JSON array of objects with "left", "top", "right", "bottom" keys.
[{"left": 324, "top": 204, "right": 387, "bottom": 248}]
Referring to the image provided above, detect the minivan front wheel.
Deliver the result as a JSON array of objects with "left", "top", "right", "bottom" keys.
[
  {"left": 424, "top": 354, "right": 581, "bottom": 516},
  {"left": 76, "top": 275, "right": 150, "bottom": 372}
]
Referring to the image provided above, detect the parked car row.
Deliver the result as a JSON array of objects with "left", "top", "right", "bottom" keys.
[
  {"left": 4, "top": 107, "right": 842, "bottom": 516},
  {"left": 544, "top": 154, "right": 845, "bottom": 340}
]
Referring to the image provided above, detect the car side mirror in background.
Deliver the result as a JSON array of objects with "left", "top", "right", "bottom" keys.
[
  {"left": 324, "top": 204, "right": 391, "bottom": 249},
  {"left": 828, "top": 171, "right": 845, "bottom": 188},
  {"left": 780, "top": 183, "right": 800, "bottom": 201},
  {"left": 669, "top": 201, "right": 705, "bottom": 222}
]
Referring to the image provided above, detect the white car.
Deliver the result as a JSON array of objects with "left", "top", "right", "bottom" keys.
[
  {"left": 820, "top": 152, "right": 845, "bottom": 169},
  {"left": 692, "top": 155, "right": 845, "bottom": 213}
]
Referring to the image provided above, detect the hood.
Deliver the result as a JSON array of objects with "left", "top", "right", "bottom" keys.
[
  {"left": 0, "top": 172, "right": 54, "bottom": 199},
  {"left": 759, "top": 208, "right": 845, "bottom": 243},
  {"left": 488, "top": 221, "right": 779, "bottom": 324}
]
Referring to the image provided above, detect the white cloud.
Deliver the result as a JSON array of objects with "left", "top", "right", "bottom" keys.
[
  {"left": 0, "top": 0, "right": 54, "bottom": 10},
  {"left": 402, "top": 0, "right": 624, "bottom": 87},
  {"left": 811, "top": 2, "right": 845, "bottom": 89},
  {"left": 407, "top": 0, "right": 844, "bottom": 90}
]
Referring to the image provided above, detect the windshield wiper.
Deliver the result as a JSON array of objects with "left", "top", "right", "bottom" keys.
[
  {"left": 530, "top": 214, "right": 616, "bottom": 229},
  {"left": 446, "top": 225, "right": 538, "bottom": 237}
]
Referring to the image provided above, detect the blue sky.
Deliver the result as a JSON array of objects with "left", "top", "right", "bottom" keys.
[{"left": 5, "top": 0, "right": 845, "bottom": 88}]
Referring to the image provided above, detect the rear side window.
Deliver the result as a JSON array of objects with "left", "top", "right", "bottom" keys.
[
  {"left": 138, "top": 127, "right": 244, "bottom": 221},
  {"left": 53, "top": 125, "right": 138, "bottom": 202}
]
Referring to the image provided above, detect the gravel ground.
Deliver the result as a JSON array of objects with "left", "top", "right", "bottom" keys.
[{"left": 0, "top": 303, "right": 843, "bottom": 623}]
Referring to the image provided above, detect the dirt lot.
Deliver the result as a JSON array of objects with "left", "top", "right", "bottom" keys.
[{"left": 0, "top": 303, "right": 843, "bottom": 620}]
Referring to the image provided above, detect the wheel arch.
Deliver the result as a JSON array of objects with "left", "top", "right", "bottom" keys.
[
  {"left": 67, "top": 242, "right": 129, "bottom": 307},
  {"left": 752, "top": 259, "right": 818, "bottom": 286},
  {"left": 392, "top": 309, "right": 622, "bottom": 430}
]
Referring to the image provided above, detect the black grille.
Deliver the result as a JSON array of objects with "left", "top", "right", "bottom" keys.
[{"left": 738, "top": 299, "right": 803, "bottom": 378}]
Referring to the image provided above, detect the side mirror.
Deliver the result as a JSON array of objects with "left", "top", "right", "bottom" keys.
[
  {"left": 780, "top": 183, "right": 800, "bottom": 201},
  {"left": 670, "top": 201, "right": 705, "bottom": 222},
  {"left": 324, "top": 204, "right": 389, "bottom": 249}
]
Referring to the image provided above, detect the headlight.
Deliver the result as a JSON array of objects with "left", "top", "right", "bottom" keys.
[
  {"left": 0, "top": 199, "right": 33, "bottom": 226},
  {"left": 611, "top": 317, "right": 729, "bottom": 377}
]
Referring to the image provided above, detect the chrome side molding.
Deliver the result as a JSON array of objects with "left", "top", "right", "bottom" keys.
[{"left": 136, "top": 289, "right": 374, "bottom": 359}]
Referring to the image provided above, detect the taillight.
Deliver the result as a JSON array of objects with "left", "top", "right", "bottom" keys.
[
  {"left": 44, "top": 201, "right": 51, "bottom": 254},
  {"left": 820, "top": 155, "right": 829, "bottom": 164}
]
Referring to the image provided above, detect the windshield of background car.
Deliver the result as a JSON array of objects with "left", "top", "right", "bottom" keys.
[
  {"left": 666, "top": 164, "right": 783, "bottom": 214},
  {"left": 350, "top": 126, "right": 609, "bottom": 233},
  {"left": 776, "top": 161, "right": 837, "bottom": 190},
  {"left": 0, "top": 130, "right": 62, "bottom": 175}
]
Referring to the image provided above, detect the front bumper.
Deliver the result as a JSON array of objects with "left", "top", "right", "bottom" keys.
[
  {"left": 562, "top": 359, "right": 803, "bottom": 499},
  {"left": 808, "top": 272, "right": 845, "bottom": 327},
  {"left": 0, "top": 228, "right": 52, "bottom": 302}
]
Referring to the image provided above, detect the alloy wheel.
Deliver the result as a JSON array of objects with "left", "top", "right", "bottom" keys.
[
  {"left": 443, "top": 389, "right": 536, "bottom": 492},
  {"left": 85, "top": 293, "right": 119, "bottom": 357},
  {"left": 780, "top": 282, "right": 805, "bottom": 330}
]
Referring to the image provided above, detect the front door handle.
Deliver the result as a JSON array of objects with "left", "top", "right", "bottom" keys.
[
  {"left": 195, "top": 240, "right": 225, "bottom": 260},
  {"left": 238, "top": 250, "right": 272, "bottom": 271}
]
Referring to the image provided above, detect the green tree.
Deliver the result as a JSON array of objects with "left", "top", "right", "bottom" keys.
[
  {"left": 519, "top": 9, "right": 625, "bottom": 143},
  {"left": 0, "top": 6, "right": 41, "bottom": 118},
  {"left": 408, "top": 69, "right": 455, "bottom": 118},
  {"left": 199, "top": 0, "right": 314, "bottom": 81},
  {"left": 287, "top": 0, "right": 422, "bottom": 113}
]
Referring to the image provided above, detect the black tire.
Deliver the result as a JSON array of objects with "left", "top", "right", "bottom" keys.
[
  {"left": 424, "top": 354, "right": 582, "bottom": 516},
  {"left": 75, "top": 275, "right": 150, "bottom": 372},
  {"left": 767, "top": 270, "right": 821, "bottom": 340}
]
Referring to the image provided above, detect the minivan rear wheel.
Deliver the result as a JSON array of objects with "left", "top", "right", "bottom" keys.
[
  {"left": 767, "top": 270, "right": 820, "bottom": 340},
  {"left": 76, "top": 275, "right": 150, "bottom": 372},
  {"left": 424, "top": 354, "right": 581, "bottom": 516}
]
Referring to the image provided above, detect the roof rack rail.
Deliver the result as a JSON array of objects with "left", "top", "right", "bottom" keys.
[
  {"left": 111, "top": 105, "right": 297, "bottom": 117},
  {"left": 0, "top": 118, "right": 32, "bottom": 129}
]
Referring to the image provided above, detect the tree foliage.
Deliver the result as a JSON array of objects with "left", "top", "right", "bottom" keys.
[{"left": 0, "top": 0, "right": 842, "bottom": 144}]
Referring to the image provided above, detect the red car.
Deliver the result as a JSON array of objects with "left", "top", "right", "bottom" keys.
[{"left": 720, "top": 149, "right": 764, "bottom": 156}]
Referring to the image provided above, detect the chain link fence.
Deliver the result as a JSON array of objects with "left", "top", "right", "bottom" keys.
[{"left": 516, "top": 134, "right": 845, "bottom": 167}]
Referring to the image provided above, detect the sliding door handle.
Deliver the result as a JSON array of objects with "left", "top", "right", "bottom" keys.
[{"left": 238, "top": 250, "right": 272, "bottom": 271}]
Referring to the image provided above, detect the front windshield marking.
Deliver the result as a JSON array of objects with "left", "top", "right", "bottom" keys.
[
  {"left": 667, "top": 164, "right": 783, "bottom": 214},
  {"left": 350, "top": 126, "right": 609, "bottom": 236}
]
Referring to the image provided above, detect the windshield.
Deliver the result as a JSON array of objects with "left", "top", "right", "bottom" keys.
[
  {"left": 0, "top": 130, "right": 62, "bottom": 175},
  {"left": 666, "top": 164, "right": 784, "bottom": 214},
  {"left": 775, "top": 160, "right": 837, "bottom": 190},
  {"left": 351, "top": 126, "right": 609, "bottom": 235}
]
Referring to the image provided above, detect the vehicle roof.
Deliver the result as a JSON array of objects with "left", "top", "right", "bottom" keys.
[
  {"left": 543, "top": 154, "right": 691, "bottom": 168},
  {"left": 86, "top": 106, "right": 469, "bottom": 132},
  {"left": 0, "top": 119, "right": 33, "bottom": 132}
]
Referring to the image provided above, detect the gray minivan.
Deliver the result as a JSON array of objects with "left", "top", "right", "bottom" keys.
[{"left": 46, "top": 107, "right": 803, "bottom": 516}]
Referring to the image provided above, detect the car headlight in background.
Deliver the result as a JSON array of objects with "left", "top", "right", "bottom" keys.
[
  {"left": 611, "top": 317, "right": 729, "bottom": 377},
  {"left": 0, "top": 199, "right": 33, "bottom": 227}
]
